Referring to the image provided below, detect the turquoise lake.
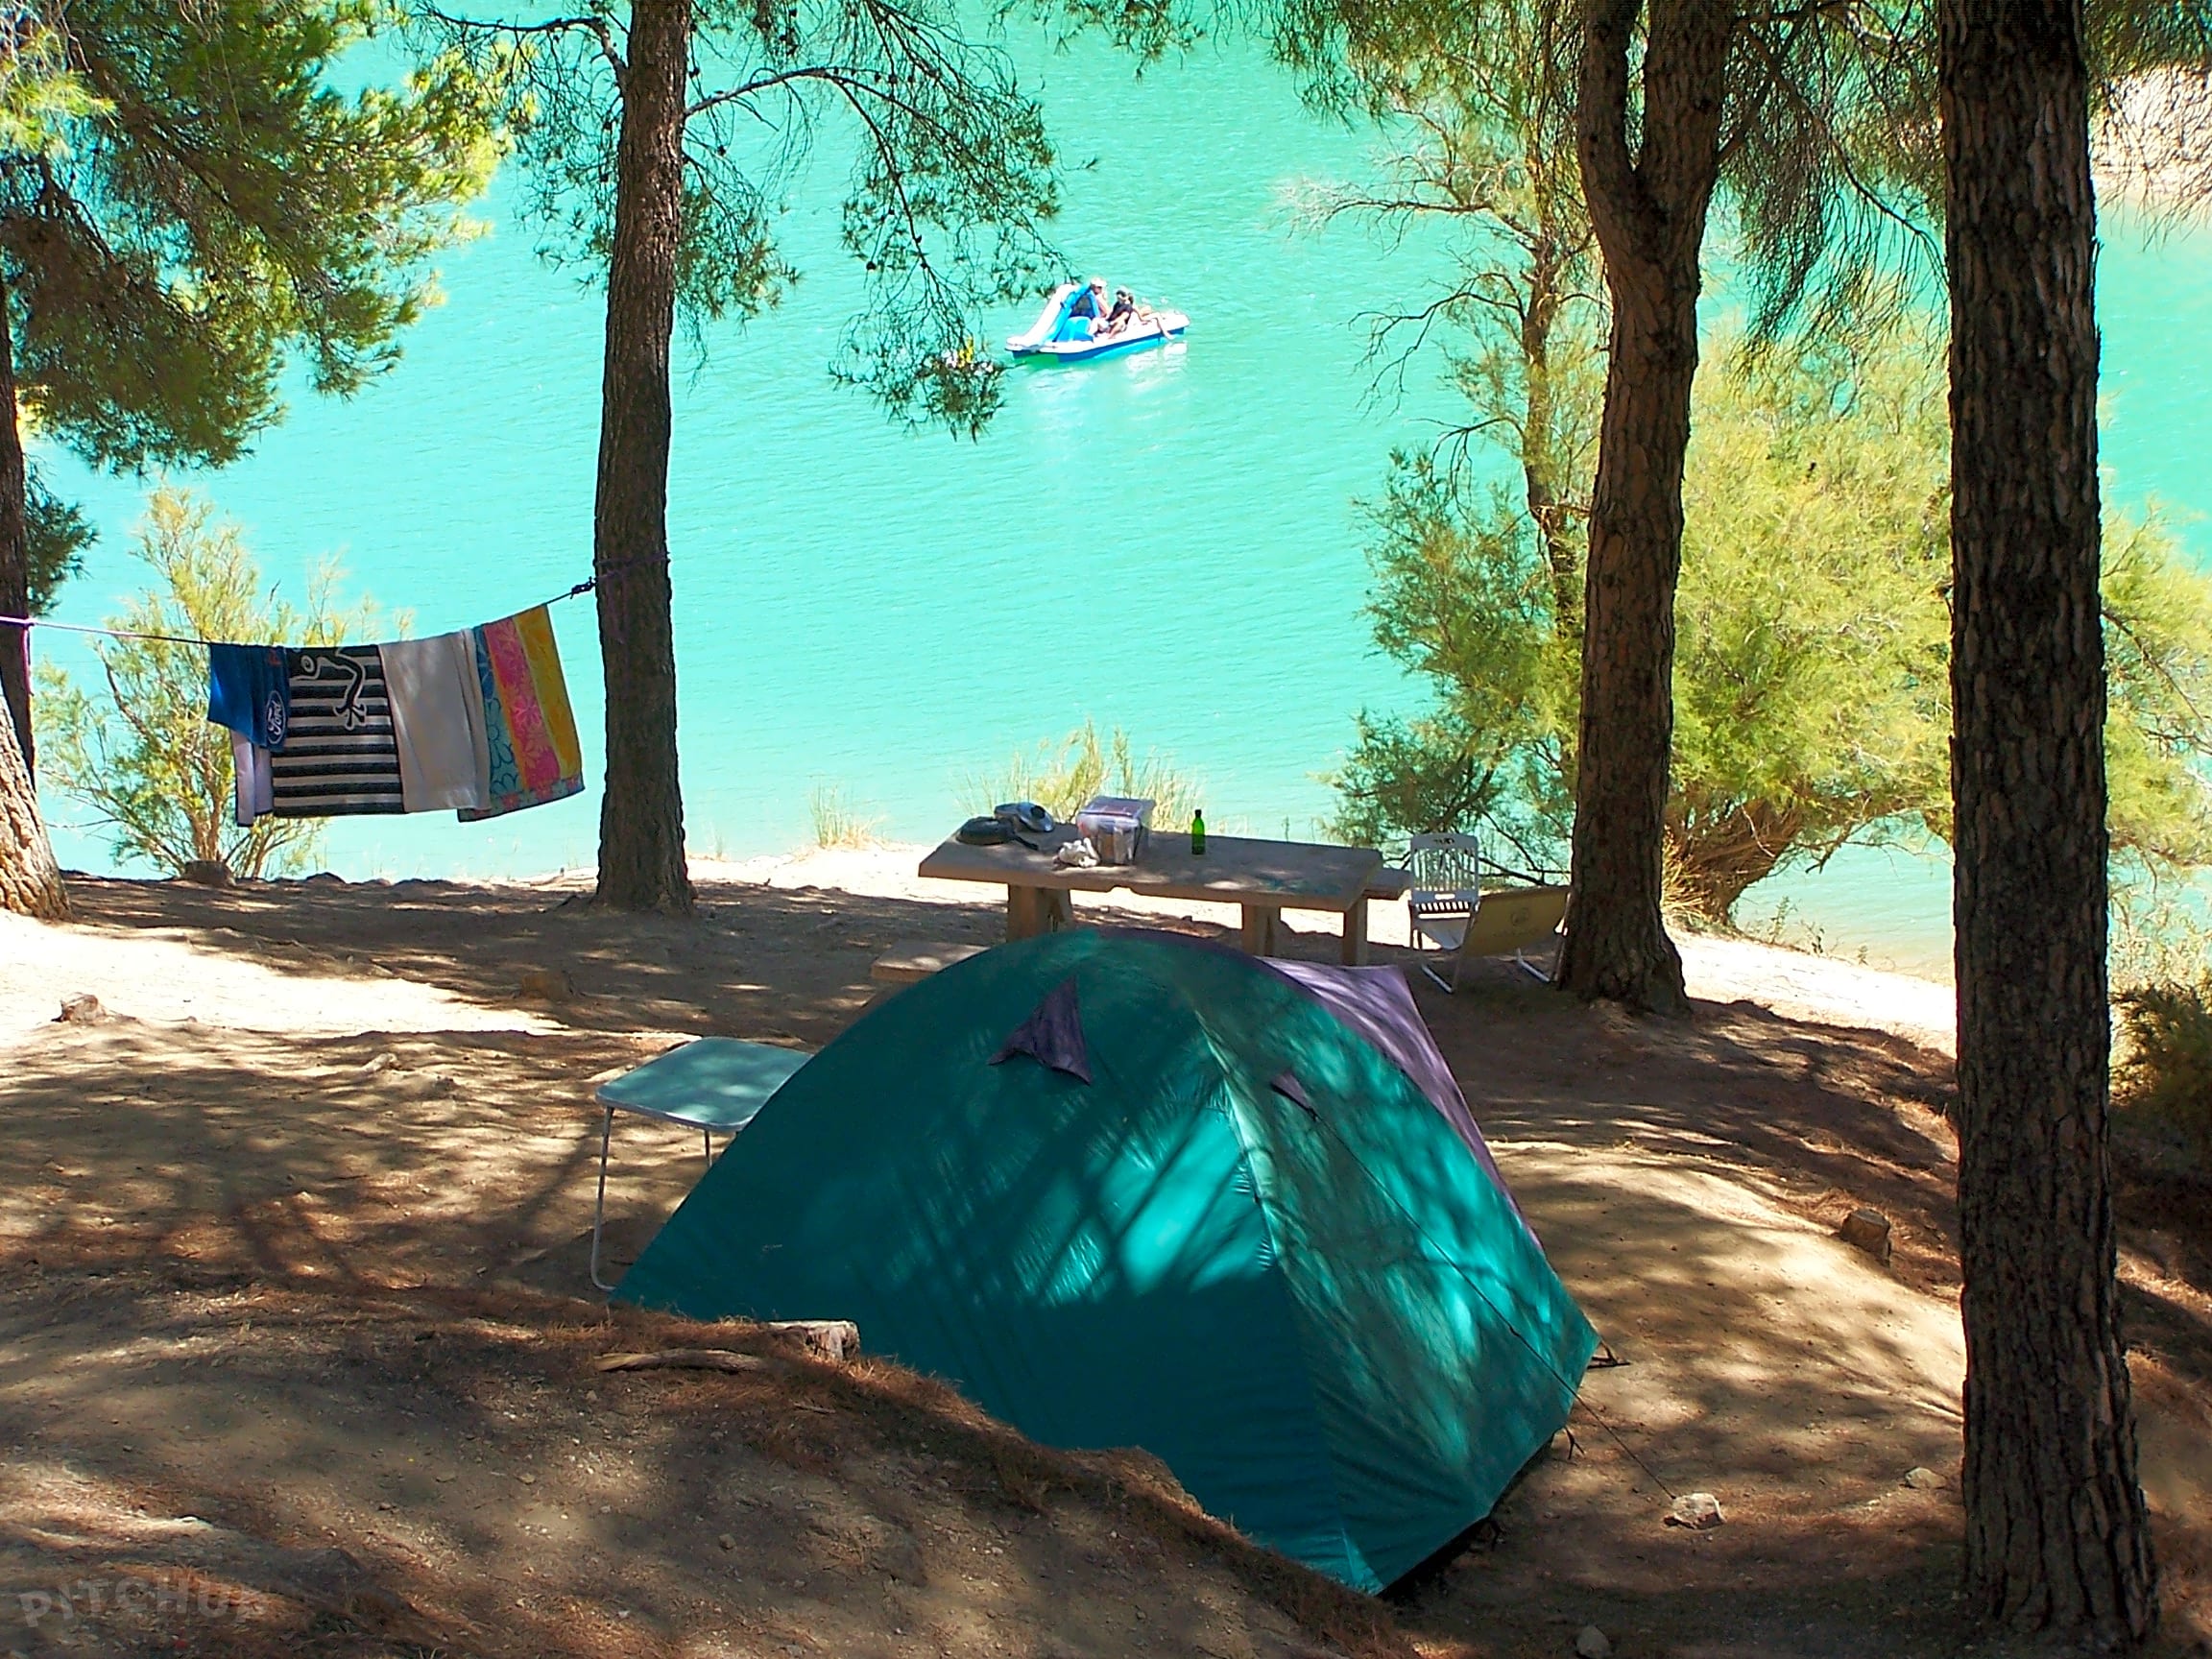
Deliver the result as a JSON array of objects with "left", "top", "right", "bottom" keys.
[{"left": 31, "top": 35, "right": 2212, "bottom": 976}]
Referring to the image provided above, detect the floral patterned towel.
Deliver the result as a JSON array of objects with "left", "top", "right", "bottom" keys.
[{"left": 459, "top": 604, "right": 585, "bottom": 821}]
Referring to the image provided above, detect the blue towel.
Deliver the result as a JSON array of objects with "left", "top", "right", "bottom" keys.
[{"left": 206, "top": 643, "right": 291, "bottom": 750}]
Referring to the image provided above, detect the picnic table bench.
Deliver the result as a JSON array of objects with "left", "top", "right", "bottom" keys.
[{"left": 919, "top": 826, "right": 1392, "bottom": 964}]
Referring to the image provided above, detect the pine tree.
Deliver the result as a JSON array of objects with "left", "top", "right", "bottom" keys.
[
  {"left": 0, "top": 705, "right": 63, "bottom": 918},
  {"left": 1282, "top": 0, "right": 1945, "bottom": 1010},
  {"left": 1944, "top": 0, "right": 2160, "bottom": 1637},
  {"left": 421, "top": 0, "right": 1061, "bottom": 912},
  {"left": 0, "top": 0, "right": 497, "bottom": 916},
  {"left": 1284, "top": 0, "right": 2210, "bottom": 1639}
]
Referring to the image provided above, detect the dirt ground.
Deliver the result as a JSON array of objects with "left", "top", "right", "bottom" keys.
[{"left": 2, "top": 867, "right": 2208, "bottom": 1659}]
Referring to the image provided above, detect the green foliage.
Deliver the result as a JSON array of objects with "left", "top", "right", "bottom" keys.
[
  {"left": 34, "top": 489, "right": 391, "bottom": 878},
  {"left": 1341, "top": 310, "right": 2212, "bottom": 921},
  {"left": 1313, "top": 11, "right": 2212, "bottom": 922},
  {"left": 2114, "top": 976, "right": 2212, "bottom": 1161},
  {"left": 0, "top": 8, "right": 103, "bottom": 159},
  {"left": 1331, "top": 708, "right": 1521, "bottom": 860},
  {"left": 2111, "top": 871, "right": 2212, "bottom": 991},
  {"left": 1280, "top": 1, "right": 2202, "bottom": 344},
  {"left": 1021, "top": 0, "right": 1194, "bottom": 61},
  {"left": 1666, "top": 326, "right": 1956, "bottom": 913},
  {"left": 1, "top": 2, "right": 500, "bottom": 475},
  {"left": 423, "top": 0, "right": 1060, "bottom": 434},
  {"left": 968, "top": 720, "right": 1201, "bottom": 830},
  {"left": 24, "top": 462, "right": 92, "bottom": 614},
  {"left": 1310, "top": 23, "right": 1590, "bottom": 878},
  {"left": 1327, "top": 452, "right": 1575, "bottom": 873},
  {"left": 1273, "top": 0, "right": 1945, "bottom": 347},
  {"left": 2102, "top": 513, "right": 2212, "bottom": 868},
  {"left": 1337, "top": 324, "right": 1957, "bottom": 913}
]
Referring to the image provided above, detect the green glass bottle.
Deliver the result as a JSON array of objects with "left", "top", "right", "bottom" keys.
[{"left": 1190, "top": 807, "right": 1207, "bottom": 856}]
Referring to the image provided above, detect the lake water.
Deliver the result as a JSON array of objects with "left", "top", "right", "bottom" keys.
[{"left": 32, "top": 35, "right": 2212, "bottom": 977}]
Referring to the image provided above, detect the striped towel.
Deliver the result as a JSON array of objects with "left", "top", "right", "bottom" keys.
[
  {"left": 458, "top": 605, "right": 585, "bottom": 822},
  {"left": 270, "top": 646, "right": 406, "bottom": 817}
]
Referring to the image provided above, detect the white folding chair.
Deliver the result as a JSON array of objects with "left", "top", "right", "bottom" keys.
[{"left": 1403, "top": 831, "right": 1484, "bottom": 992}]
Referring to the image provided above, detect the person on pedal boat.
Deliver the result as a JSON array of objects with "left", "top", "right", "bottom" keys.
[
  {"left": 1058, "top": 277, "right": 1108, "bottom": 340},
  {"left": 1068, "top": 278, "right": 1107, "bottom": 320},
  {"left": 1099, "top": 287, "right": 1140, "bottom": 335}
]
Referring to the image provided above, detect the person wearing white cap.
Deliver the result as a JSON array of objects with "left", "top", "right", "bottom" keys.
[{"left": 1064, "top": 276, "right": 1108, "bottom": 337}]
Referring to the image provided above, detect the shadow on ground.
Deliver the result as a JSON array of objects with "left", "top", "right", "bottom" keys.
[
  {"left": 4, "top": 876, "right": 2209, "bottom": 1656},
  {"left": 56, "top": 873, "right": 957, "bottom": 1045}
]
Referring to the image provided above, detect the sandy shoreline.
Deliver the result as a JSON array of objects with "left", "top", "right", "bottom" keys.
[
  {"left": 7, "top": 842, "right": 1959, "bottom": 1054},
  {"left": 696, "top": 843, "right": 1961, "bottom": 1053}
]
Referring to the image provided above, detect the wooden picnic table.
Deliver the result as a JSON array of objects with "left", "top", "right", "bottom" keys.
[{"left": 918, "top": 825, "right": 1396, "bottom": 964}]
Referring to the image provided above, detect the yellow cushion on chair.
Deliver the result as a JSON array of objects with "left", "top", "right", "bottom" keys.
[{"left": 1460, "top": 886, "right": 1570, "bottom": 959}]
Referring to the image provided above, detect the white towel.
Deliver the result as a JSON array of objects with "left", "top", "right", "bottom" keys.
[
  {"left": 230, "top": 731, "right": 273, "bottom": 827},
  {"left": 381, "top": 633, "right": 489, "bottom": 813}
]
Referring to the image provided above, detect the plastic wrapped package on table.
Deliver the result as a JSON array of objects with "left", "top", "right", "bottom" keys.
[{"left": 1074, "top": 795, "right": 1154, "bottom": 865}]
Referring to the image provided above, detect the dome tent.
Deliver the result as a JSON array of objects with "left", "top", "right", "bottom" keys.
[{"left": 615, "top": 928, "right": 1597, "bottom": 1591}]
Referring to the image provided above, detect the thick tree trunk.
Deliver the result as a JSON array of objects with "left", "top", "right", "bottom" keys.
[
  {"left": 1557, "top": 0, "right": 1730, "bottom": 1014},
  {"left": 0, "top": 695, "right": 65, "bottom": 919},
  {"left": 0, "top": 273, "right": 34, "bottom": 773},
  {"left": 1666, "top": 796, "right": 1805, "bottom": 922},
  {"left": 1560, "top": 281, "right": 1696, "bottom": 1008},
  {"left": 591, "top": 0, "right": 695, "bottom": 915},
  {"left": 1944, "top": 0, "right": 2155, "bottom": 1643},
  {"left": 0, "top": 268, "right": 64, "bottom": 921}
]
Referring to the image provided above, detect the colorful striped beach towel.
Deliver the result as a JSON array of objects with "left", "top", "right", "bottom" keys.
[{"left": 459, "top": 605, "right": 585, "bottom": 822}]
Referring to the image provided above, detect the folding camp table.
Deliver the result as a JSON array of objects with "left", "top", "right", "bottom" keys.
[{"left": 589, "top": 1037, "right": 811, "bottom": 1290}]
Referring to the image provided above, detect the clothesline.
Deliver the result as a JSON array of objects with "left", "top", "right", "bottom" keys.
[
  {"left": 215, "top": 599, "right": 588, "bottom": 826},
  {"left": 10, "top": 549, "right": 628, "bottom": 829},
  {"left": 0, "top": 569, "right": 605, "bottom": 649}
]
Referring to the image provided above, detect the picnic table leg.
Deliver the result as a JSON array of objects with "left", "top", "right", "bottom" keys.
[
  {"left": 1006, "top": 885, "right": 1073, "bottom": 941},
  {"left": 589, "top": 1105, "right": 617, "bottom": 1293},
  {"left": 1239, "top": 904, "right": 1279, "bottom": 955},
  {"left": 1341, "top": 899, "right": 1369, "bottom": 966}
]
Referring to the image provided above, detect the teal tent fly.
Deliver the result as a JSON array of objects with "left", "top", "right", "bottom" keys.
[{"left": 616, "top": 928, "right": 1598, "bottom": 1591}]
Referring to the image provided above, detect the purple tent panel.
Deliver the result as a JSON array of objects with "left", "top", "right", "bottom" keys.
[
  {"left": 990, "top": 977, "right": 1093, "bottom": 1083},
  {"left": 1266, "top": 959, "right": 1529, "bottom": 1232}
]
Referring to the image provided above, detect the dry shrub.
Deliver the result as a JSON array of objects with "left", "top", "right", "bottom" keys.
[
  {"left": 807, "top": 781, "right": 883, "bottom": 849},
  {"left": 2115, "top": 976, "right": 2212, "bottom": 1163},
  {"left": 967, "top": 719, "right": 1202, "bottom": 830},
  {"left": 987, "top": 1441, "right": 1060, "bottom": 1512},
  {"left": 1659, "top": 834, "right": 1710, "bottom": 929}
]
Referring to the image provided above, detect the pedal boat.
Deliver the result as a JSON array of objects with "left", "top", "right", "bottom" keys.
[{"left": 1007, "top": 283, "right": 1190, "bottom": 363}]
